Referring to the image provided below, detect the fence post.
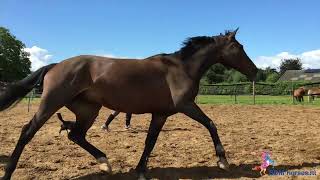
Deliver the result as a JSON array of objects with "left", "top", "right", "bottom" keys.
[
  {"left": 31, "top": 89, "right": 34, "bottom": 100},
  {"left": 234, "top": 85, "right": 237, "bottom": 104},
  {"left": 252, "top": 81, "right": 256, "bottom": 105},
  {"left": 291, "top": 81, "right": 294, "bottom": 104},
  {"left": 27, "top": 91, "right": 31, "bottom": 112}
]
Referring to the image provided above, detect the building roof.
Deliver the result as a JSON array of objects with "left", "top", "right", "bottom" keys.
[{"left": 278, "top": 69, "right": 320, "bottom": 82}]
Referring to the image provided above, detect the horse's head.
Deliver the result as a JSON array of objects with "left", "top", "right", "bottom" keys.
[{"left": 215, "top": 29, "right": 258, "bottom": 81}]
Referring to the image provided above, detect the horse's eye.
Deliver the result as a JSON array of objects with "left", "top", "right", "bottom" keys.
[{"left": 231, "top": 44, "right": 237, "bottom": 48}]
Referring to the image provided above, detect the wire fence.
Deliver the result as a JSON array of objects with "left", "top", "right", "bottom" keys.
[{"left": 197, "top": 81, "right": 320, "bottom": 104}]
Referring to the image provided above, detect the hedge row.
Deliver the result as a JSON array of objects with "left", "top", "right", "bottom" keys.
[{"left": 199, "top": 81, "right": 318, "bottom": 95}]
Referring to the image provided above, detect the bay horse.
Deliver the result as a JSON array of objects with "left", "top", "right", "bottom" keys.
[
  {"left": 0, "top": 29, "right": 257, "bottom": 180},
  {"left": 293, "top": 87, "right": 306, "bottom": 102},
  {"left": 101, "top": 111, "right": 132, "bottom": 130}
]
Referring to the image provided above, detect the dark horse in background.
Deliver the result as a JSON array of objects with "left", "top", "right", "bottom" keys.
[{"left": 0, "top": 29, "right": 257, "bottom": 180}]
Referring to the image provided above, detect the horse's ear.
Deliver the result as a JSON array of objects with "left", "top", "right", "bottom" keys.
[
  {"left": 234, "top": 27, "right": 239, "bottom": 34},
  {"left": 228, "top": 28, "right": 239, "bottom": 39}
]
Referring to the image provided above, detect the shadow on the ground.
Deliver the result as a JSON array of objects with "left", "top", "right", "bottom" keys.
[
  {"left": 73, "top": 162, "right": 320, "bottom": 180},
  {"left": 106, "top": 127, "right": 191, "bottom": 134},
  {"left": 0, "top": 155, "right": 10, "bottom": 164}
]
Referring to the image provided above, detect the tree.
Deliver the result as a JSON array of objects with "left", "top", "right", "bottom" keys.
[
  {"left": 0, "top": 27, "right": 31, "bottom": 82},
  {"left": 255, "top": 69, "right": 267, "bottom": 82},
  {"left": 264, "top": 67, "right": 278, "bottom": 74},
  {"left": 266, "top": 73, "right": 279, "bottom": 83},
  {"left": 225, "top": 69, "right": 247, "bottom": 83},
  {"left": 205, "top": 63, "right": 227, "bottom": 84},
  {"left": 279, "top": 58, "right": 302, "bottom": 75},
  {"left": 255, "top": 67, "right": 279, "bottom": 82}
]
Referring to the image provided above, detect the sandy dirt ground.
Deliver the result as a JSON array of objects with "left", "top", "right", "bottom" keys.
[{"left": 0, "top": 103, "right": 319, "bottom": 180}]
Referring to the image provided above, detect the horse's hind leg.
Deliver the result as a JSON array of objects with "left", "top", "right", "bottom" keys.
[
  {"left": 3, "top": 95, "right": 66, "bottom": 180},
  {"left": 66, "top": 99, "right": 112, "bottom": 172},
  {"left": 125, "top": 113, "right": 132, "bottom": 129},
  {"left": 101, "top": 111, "right": 120, "bottom": 131}
]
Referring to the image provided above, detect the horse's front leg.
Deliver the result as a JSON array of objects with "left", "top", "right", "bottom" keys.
[
  {"left": 135, "top": 113, "right": 168, "bottom": 180},
  {"left": 178, "top": 102, "right": 229, "bottom": 171}
]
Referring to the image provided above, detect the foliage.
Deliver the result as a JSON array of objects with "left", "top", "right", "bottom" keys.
[
  {"left": 0, "top": 27, "right": 31, "bottom": 82},
  {"left": 279, "top": 58, "right": 302, "bottom": 75},
  {"left": 205, "top": 63, "right": 227, "bottom": 84},
  {"left": 225, "top": 69, "right": 248, "bottom": 83},
  {"left": 199, "top": 81, "right": 311, "bottom": 96},
  {"left": 204, "top": 63, "right": 280, "bottom": 84},
  {"left": 255, "top": 69, "right": 267, "bottom": 82},
  {"left": 205, "top": 64, "right": 251, "bottom": 84},
  {"left": 266, "top": 73, "right": 280, "bottom": 83},
  {"left": 254, "top": 67, "right": 279, "bottom": 82}
]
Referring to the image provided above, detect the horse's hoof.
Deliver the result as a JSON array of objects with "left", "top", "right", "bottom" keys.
[
  {"left": 97, "top": 157, "right": 112, "bottom": 173},
  {"left": 125, "top": 125, "right": 130, "bottom": 130},
  {"left": 217, "top": 159, "right": 230, "bottom": 171},
  {"left": 99, "top": 163, "right": 112, "bottom": 173},
  {"left": 101, "top": 125, "right": 110, "bottom": 132},
  {"left": 137, "top": 173, "right": 147, "bottom": 180},
  {"left": 1, "top": 174, "right": 11, "bottom": 180}
]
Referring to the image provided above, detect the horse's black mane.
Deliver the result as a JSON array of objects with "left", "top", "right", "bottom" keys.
[
  {"left": 178, "top": 30, "right": 234, "bottom": 60},
  {"left": 146, "top": 53, "right": 171, "bottom": 59},
  {"left": 146, "top": 30, "right": 233, "bottom": 60},
  {"left": 179, "top": 36, "right": 215, "bottom": 59},
  {"left": 224, "top": 30, "right": 234, "bottom": 36}
]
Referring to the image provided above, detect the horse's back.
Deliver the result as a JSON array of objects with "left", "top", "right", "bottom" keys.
[
  {"left": 61, "top": 55, "right": 176, "bottom": 113},
  {"left": 308, "top": 87, "right": 320, "bottom": 95}
]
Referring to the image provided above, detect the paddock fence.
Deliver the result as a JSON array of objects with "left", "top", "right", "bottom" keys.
[{"left": 196, "top": 81, "right": 320, "bottom": 104}]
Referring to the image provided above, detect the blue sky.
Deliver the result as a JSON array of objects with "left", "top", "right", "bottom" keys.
[{"left": 1, "top": 0, "right": 320, "bottom": 70}]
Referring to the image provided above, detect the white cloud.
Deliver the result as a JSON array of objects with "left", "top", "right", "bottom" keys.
[
  {"left": 254, "top": 49, "right": 320, "bottom": 69},
  {"left": 98, "top": 52, "right": 143, "bottom": 60},
  {"left": 100, "top": 53, "right": 129, "bottom": 59},
  {"left": 24, "top": 46, "right": 52, "bottom": 71}
]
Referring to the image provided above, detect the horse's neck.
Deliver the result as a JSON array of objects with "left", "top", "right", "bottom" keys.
[{"left": 183, "top": 51, "right": 219, "bottom": 81}]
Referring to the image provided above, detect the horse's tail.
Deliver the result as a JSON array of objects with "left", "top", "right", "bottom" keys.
[{"left": 0, "top": 63, "right": 57, "bottom": 111}]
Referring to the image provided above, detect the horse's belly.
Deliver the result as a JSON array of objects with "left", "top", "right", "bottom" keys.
[
  {"left": 104, "top": 93, "right": 174, "bottom": 113},
  {"left": 83, "top": 86, "right": 174, "bottom": 114}
]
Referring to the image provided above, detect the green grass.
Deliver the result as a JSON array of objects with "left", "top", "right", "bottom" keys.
[
  {"left": 22, "top": 97, "right": 41, "bottom": 103},
  {"left": 196, "top": 95, "right": 320, "bottom": 105},
  {"left": 23, "top": 95, "right": 320, "bottom": 106}
]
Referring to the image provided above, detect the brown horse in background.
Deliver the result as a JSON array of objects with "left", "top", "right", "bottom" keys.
[
  {"left": 0, "top": 29, "right": 257, "bottom": 180},
  {"left": 293, "top": 87, "right": 307, "bottom": 102}
]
